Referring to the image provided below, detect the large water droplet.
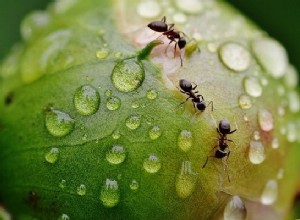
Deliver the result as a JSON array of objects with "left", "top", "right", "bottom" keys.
[
  {"left": 111, "top": 59, "right": 145, "bottom": 93},
  {"left": 58, "top": 213, "right": 70, "bottom": 220},
  {"left": 219, "top": 43, "right": 251, "bottom": 72},
  {"left": 147, "top": 89, "right": 158, "bottom": 100},
  {"left": 106, "top": 145, "right": 126, "bottom": 165},
  {"left": 224, "top": 196, "right": 247, "bottom": 220},
  {"left": 244, "top": 76, "right": 263, "bottom": 97},
  {"left": 175, "top": 161, "right": 197, "bottom": 198},
  {"left": 258, "top": 109, "right": 274, "bottom": 132},
  {"left": 100, "top": 179, "right": 120, "bottom": 208},
  {"left": 130, "top": 179, "right": 139, "bottom": 191},
  {"left": 74, "top": 85, "right": 100, "bottom": 115},
  {"left": 59, "top": 179, "right": 66, "bottom": 189},
  {"left": 148, "top": 125, "right": 162, "bottom": 140},
  {"left": 261, "top": 179, "right": 278, "bottom": 205},
  {"left": 137, "top": 0, "right": 161, "bottom": 19},
  {"left": 126, "top": 115, "right": 141, "bottom": 130},
  {"left": 175, "top": 0, "right": 203, "bottom": 14},
  {"left": 45, "top": 108, "right": 75, "bottom": 137},
  {"left": 77, "top": 184, "right": 86, "bottom": 196},
  {"left": 45, "top": 147, "right": 59, "bottom": 163},
  {"left": 106, "top": 96, "right": 121, "bottom": 111},
  {"left": 177, "top": 130, "right": 193, "bottom": 152},
  {"left": 288, "top": 91, "right": 300, "bottom": 113},
  {"left": 238, "top": 95, "right": 252, "bottom": 109},
  {"left": 143, "top": 154, "right": 161, "bottom": 173},
  {"left": 252, "top": 39, "right": 288, "bottom": 78},
  {"left": 249, "top": 140, "right": 265, "bottom": 164}
]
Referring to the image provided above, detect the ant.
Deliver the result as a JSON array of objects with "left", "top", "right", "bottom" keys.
[
  {"left": 202, "top": 119, "right": 237, "bottom": 182},
  {"left": 147, "top": 16, "right": 186, "bottom": 66},
  {"left": 178, "top": 79, "right": 213, "bottom": 112}
]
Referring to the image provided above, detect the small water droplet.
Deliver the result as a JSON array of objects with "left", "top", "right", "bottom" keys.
[
  {"left": 114, "top": 52, "right": 122, "bottom": 59},
  {"left": 252, "top": 39, "right": 288, "bottom": 78},
  {"left": 258, "top": 109, "right": 274, "bottom": 132},
  {"left": 260, "top": 77, "right": 269, "bottom": 86},
  {"left": 112, "top": 129, "right": 121, "bottom": 139},
  {"left": 177, "top": 130, "right": 193, "bottom": 152},
  {"left": 100, "top": 179, "right": 120, "bottom": 208},
  {"left": 238, "top": 95, "right": 252, "bottom": 109},
  {"left": 175, "top": 161, "right": 197, "bottom": 198},
  {"left": 224, "top": 196, "right": 247, "bottom": 220},
  {"left": 59, "top": 179, "right": 66, "bottom": 189},
  {"left": 244, "top": 76, "right": 263, "bottom": 97},
  {"left": 130, "top": 179, "right": 139, "bottom": 191},
  {"left": 172, "top": 12, "right": 187, "bottom": 24},
  {"left": 82, "top": 134, "right": 88, "bottom": 141},
  {"left": 74, "top": 85, "right": 100, "bottom": 116},
  {"left": 45, "top": 108, "right": 75, "bottom": 137},
  {"left": 249, "top": 140, "right": 265, "bottom": 164},
  {"left": 253, "top": 130, "right": 260, "bottom": 140},
  {"left": 148, "top": 125, "right": 162, "bottom": 140},
  {"left": 175, "top": 0, "right": 203, "bottom": 14},
  {"left": 284, "top": 65, "right": 299, "bottom": 89},
  {"left": 243, "top": 115, "right": 249, "bottom": 122},
  {"left": 96, "top": 49, "right": 109, "bottom": 59},
  {"left": 219, "top": 43, "right": 251, "bottom": 72},
  {"left": 261, "top": 179, "right": 278, "bottom": 205},
  {"left": 106, "top": 145, "right": 126, "bottom": 165},
  {"left": 288, "top": 91, "right": 300, "bottom": 113},
  {"left": 77, "top": 184, "right": 86, "bottom": 196},
  {"left": 271, "top": 137, "right": 279, "bottom": 149},
  {"left": 137, "top": 0, "right": 161, "bottom": 19},
  {"left": 54, "top": 0, "right": 77, "bottom": 14},
  {"left": 286, "top": 123, "right": 297, "bottom": 143},
  {"left": 58, "top": 213, "right": 70, "bottom": 220},
  {"left": 131, "top": 100, "right": 140, "bottom": 109},
  {"left": 143, "top": 154, "right": 161, "bottom": 173},
  {"left": 45, "top": 147, "right": 59, "bottom": 163},
  {"left": 126, "top": 115, "right": 141, "bottom": 130},
  {"left": 147, "top": 89, "right": 158, "bottom": 100},
  {"left": 112, "top": 59, "right": 145, "bottom": 93},
  {"left": 105, "top": 89, "right": 112, "bottom": 97},
  {"left": 277, "top": 168, "right": 284, "bottom": 179},
  {"left": 207, "top": 42, "right": 217, "bottom": 53},
  {"left": 277, "top": 106, "right": 285, "bottom": 116},
  {"left": 106, "top": 96, "right": 121, "bottom": 111}
]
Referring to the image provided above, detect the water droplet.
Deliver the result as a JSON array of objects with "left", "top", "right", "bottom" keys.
[
  {"left": 96, "top": 49, "right": 109, "bottom": 59},
  {"left": 54, "top": 0, "right": 77, "bottom": 14},
  {"left": 175, "top": 0, "right": 203, "bottom": 14},
  {"left": 224, "top": 196, "right": 247, "bottom": 220},
  {"left": 82, "top": 134, "right": 88, "bottom": 141},
  {"left": 238, "top": 95, "right": 252, "bottom": 109},
  {"left": 131, "top": 100, "right": 140, "bottom": 109},
  {"left": 219, "top": 43, "right": 251, "bottom": 72},
  {"left": 271, "top": 137, "right": 279, "bottom": 149},
  {"left": 261, "top": 179, "right": 278, "bottom": 205},
  {"left": 59, "top": 179, "right": 66, "bottom": 189},
  {"left": 288, "top": 91, "right": 300, "bottom": 113},
  {"left": 277, "top": 106, "right": 285, "bottom": 117},
  {"left": 284, "top": 65, "right": 298, "bottom": 89},
  {"left": 249, "top": 140, "right": 265, "bottom": 164},
  {"left": 177, "top": 130, "right": 193, "bottom": 152},
  {"left": 286, "top": 123, "right": 297, "bottom": 143},
  {"left": 258, "top": 109, "right": 274, "bottom": 132},
  {"left": 114, "top": 52, "right": 122, "bottom": 59},
  {"left": 172, "top": 12, "right": 187, "bottom": 24},
  {"left": 253, "top": 130, "right": 260, "bottom": 140},
  {"left": 137, "top": 0, "right": 161, "bottom": 19},
  {"left": 143, "top": 154, "right": 161, "bottom": 173},
  {"left": 112, "top": 129, "right": 121, "bottom": 139},
  {"left": 252, "top": 39, "right": 288, "bottom": 78},
  {"left": 243, "top": 115, "right": 249, "bottom": 122},
  {"left": 45, "top": 147, "right": 59, "bottom": 163},
  {"left": 74, "top": 85, "right": 100, "bottom": 115},
  {"left": 147, "top": 89, "right": 158, "bottom": 100},
  {"left": 126, "top": 115, "right": 141, "bottom": 130},
  {"left": 105, "top": 89, "right": 112, "bottom": 97},
  {"left": 130, "top": 179, "right": 139, "bottom": 191},
  {"left": 58, "top": 213, "right": 70, "bottom": 220},
  {"left": 175, "top": 161, "right": 197, "bottom": 198},
  {"left": 106, "top": 145, "right": 126, "bottom": 165},
  {"left": 106, "top": 96, "right": 121, "bottom": 111},
  {"left": 112, "top": 59, "right": 145, "bottom": 93},
  {"left": 148, "top": 125, "right": 162, "bottom": 140},
  {"left": 100, "top": 179, "right": 120, "bottom": 208},
  {"left": 45, "top": 108, "right": 75, "bottom": 137},
  {"left": 277, "top": 168, "right": 284, "bottom": 179},
  {"left": 244, "top": 76, "right": 263, "bottom": 97},
  {"left": 260, "top": 77, "right": 269, "bottom": 86},
  {"left": 207, "top": 42, "right": 217, "bottom": 53},
  {"left": 77, "top": 184, "right": 86, "bottom": 196}
]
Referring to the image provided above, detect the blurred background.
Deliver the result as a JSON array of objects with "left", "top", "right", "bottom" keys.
[{"left": 0, "top": 0, "right": 299, "bottom": 217}]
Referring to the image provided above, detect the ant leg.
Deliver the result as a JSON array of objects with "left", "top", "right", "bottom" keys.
[
  {"left": 226, "top": 139, "right": 236, "bottom": 146},
  {"left": 156, "top": 33, "right": 164, "bottom": 39},
  {"left": 207, "top": 101, "right": 214, "bottom": 112},
  {"left": 165, "top": 40, "right": 174, "bottom": 54},
  {"left": 179, "top": 50, "right": 183, "bottom": 66},
  {"left": 191, "top": 83, "right": 198, "bottom": 90},
  {"left": 223, "top": 151, "right": 231, "bottom": 182},
  {"left": 228, "top": 129, "right": 237, "bottom": 134},
  {"left": 179, "top": 97, "right": 191, "bottom": 106},
  {"left": 174, "top": 42, "right": 178, "bottom": 58},
  {"left": 202, "top": 145, "right": 218, "bottom": 168},
  {"left": 197, "top": 94, "right": 204, "bottom": 100},
  {"left": 168, "top": 24, "right": 175, "bottom": 29}
]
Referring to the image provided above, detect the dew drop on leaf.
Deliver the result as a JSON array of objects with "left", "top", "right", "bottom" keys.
[
  {"left": 148, "top": 125, "right": 162, "bottom": 140},
  {"left": 249, "top": 140, "right": 265, "bottom": 164},
  {"left": 223, "top": 195, "right": 247, "bottom": 220},
  {"left": 106, "top": 96, "right": 121, "bottom": 111},
  {"left": 136, "top": 0, "right": 161, "bottom": 19},
  {"left": 106, "top": 145, "right": 126, "bottom": 165},
  {"left": 45, "top": 147, "right": 59, "bottom": 164},
  {"left": 258, "top": 109, "right": 274, "bottom": 132},
  {"left": 59, "top": 179, "right": 66, "bottom": 189},
  {"left": 147, "top": 89, "right": 158, "bottom": 100},
  {"left": 177, "top": 130, "right": 193, "bottom": 152},
  {"left": 243, "top": 76, "right": 262, "bottom": 97},
  {"left": 77, "top": 184, "right": 86, "bottom": 196},
  {"left": 96, "top": 49, "right": 110, "bottom": 59},
  {"left": 112, "top": 129, "right": 121, "bottom": 139},
  {"left": 74, "top": 85, "right": 100, "bottom": 116},
  {"left": 238, "top": 95, "right": 252, "bottom": 109},
  {"left": 58, "top": 213, "right": 70, "bottom": 220},
  {"left": 100, "top": 179, "right": 120, "bottom": 208},
  {"left": 126, "top": 115, "right": 141, "bottom": 130},
  {"left": 130, "top": 180, "right": 139, "bottom": 191},
  {"left": 261, "top": 179, "right": 278, "bottom": 205},
  {"left": 143, "top": 154, "right": 161, "bottom": 173}
]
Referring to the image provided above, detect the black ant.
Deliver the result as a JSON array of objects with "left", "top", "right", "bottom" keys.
[
  {"left": 202, "top": 119, "right": 237, "bottom": 182},
  {"left": 147, "top": 16, "right": 186, "bottom": 66},
  {"left": 178, "top": 79, "right": 213, "bottom": 112}
]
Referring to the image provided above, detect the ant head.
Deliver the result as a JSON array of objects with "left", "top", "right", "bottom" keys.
[
  {"left": 196, "top": 101, "right": 206, "bottom": 112},
  {"left": 219, "top": 119, "right": 231, "bottom": 134},
  {"left": 179, "top": 79, "right": 192, "bottom": 91},
  {"left": 178, "top": 37, "right": 186, "bottom": 49}
]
